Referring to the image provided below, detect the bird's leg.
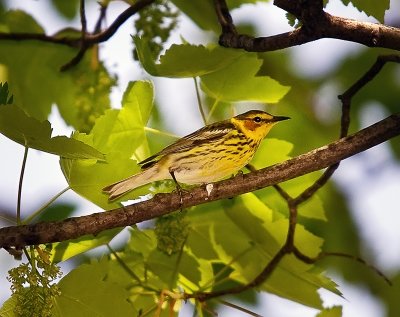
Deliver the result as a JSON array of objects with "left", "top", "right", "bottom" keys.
[{"left": 169, "top": 170, "right": 184, "bottom": 211}]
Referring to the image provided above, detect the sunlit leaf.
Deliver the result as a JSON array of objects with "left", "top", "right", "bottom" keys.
[
  {"left": 53, "top": 260, "right": 137, "bottom": 316},
  {"left": 135, "top": 37, "right": 242, "bottom": 77},
  {"left": 201, "top": 53, "right": 290, "bottom": 103},
  {"left": 342, "top": 0, "right": 389, "bottom": 23},
  {"left": 252, "top": 138, "right": 326, "bottom": 220},
  {"left": 61, "top": 81, "right": 154, "bottom": 208},
  {"left": 185, "top": 196, "right": 339, "bottom": 309},
  {"left": 0, "top": 295, "right": 17, "bottom": 317},
  {"left": 50, "top": 228, "right": 122, "bottom": 263},
  {"left": 0, "top": 104, "right": 104, "bottom": 159}
]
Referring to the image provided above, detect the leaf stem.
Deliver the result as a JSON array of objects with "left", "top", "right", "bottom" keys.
[
  {"left": 218, "top": 299, "right": 263, "bottom": 317},
  {"left": 22, "top": 187, "right": 71, "bottom": 224},
  {"left": 193, "top": 77, "right": 206, "bottom": 125},
  {"left": 144, "top": 126, "right": 179, "bottom": 139},
  {"left": 106, "top": 244, "right": 158, "bottom": 292},
  {"left": 16, "top": 146, "right": 29, "bottom": 225},
  {"left": 206, "top": 99, "right": 220, "bottom": 124},
  {"left": 200, "top": 244, "right": 254, "bottom": 291}
]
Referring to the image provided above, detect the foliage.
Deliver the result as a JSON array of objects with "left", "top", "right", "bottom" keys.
[
  {"left": 0, "top": 82, "right": 13, "bottom": 105},
  {"left": 134, "top": 0, "right": 179, "bottom": 60},
  {"left": 0, "top": 1, "right": 398, "bottom": 317},
  {"left": 4, "top": 247, "right": 62, "bottom": 317}
]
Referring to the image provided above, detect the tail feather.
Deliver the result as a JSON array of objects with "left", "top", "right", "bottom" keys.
[{"left": 103, "top": 167, "right": 162, "bottom": 201}]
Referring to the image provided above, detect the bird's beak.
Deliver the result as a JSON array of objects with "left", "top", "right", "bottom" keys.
[{"left": 272, "top": 115, "right": 290, "bottom": 122}]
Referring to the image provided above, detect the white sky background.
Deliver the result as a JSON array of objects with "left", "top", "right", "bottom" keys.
[{"left": 1, "top": 0, "right": 400, "bottom": 316}]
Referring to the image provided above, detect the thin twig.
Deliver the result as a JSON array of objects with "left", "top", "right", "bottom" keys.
[
  {"left": 213, "top": 0, "right": 237, "bottom": 34},
  {"left": 292, "top": 247, "right": 392, "bottom": 286},
  {"left": 293, "top": 54, "right": 400, "bottom": 205},
  {"left": 16, "top": 146, "right": 29, "bottom": 225},
  {"left": 272, "top": 184, "right": 292, "bottom": 202},
  {"left": 60, "top": 0, "right": 89, "bottom": 71},
  {"left": 293, "top": 163, "right": 339, "bottom": 204},
  {"left": 339, "top": 54, "right": 400, "bottom": 137},
  {"left": 318, "top": 251, "right": 392, "bottom": 286},
  {"left": 0, "top": 0, "right": 156, "bottom": 70},
  {"left": 84, "top": 0, "right": 156, "bottom": 44},
  {"left": 94, "top": 2, "right": 108, "bottom": 33}
]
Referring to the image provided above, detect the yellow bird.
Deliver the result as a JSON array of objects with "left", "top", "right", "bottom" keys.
[{"left": 103, "top": 110, "right": 289, "bottom": 201}]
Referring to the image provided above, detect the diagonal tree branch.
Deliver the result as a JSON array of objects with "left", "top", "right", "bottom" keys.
[
  {"left": 214, "top": 0, "right": 400, "bottom": 52},
  {"left": 0, "top": 0, "right": 156, "bottom": 48},
  {"left": 1, "top": 113, "right": 399, "bottom": 250}
]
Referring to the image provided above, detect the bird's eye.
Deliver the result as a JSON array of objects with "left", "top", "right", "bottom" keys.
[{"left": 253, "top": 116, "right": 262, "bottom": 123}]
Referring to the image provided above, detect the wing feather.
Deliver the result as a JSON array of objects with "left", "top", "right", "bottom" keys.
[{"left": 139, "top": 120, "right": 233, "bottom": 168}]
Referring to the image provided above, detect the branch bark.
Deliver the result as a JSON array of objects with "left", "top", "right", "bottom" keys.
[
  {"left": 1, "top": 113, "right": 399, "bottom": 249},
  {"left": 0, "top": 0, "right": 156, "bottom": 48},
  {"left": 214, "top": 0, "right": 400, "bottom": 52}
]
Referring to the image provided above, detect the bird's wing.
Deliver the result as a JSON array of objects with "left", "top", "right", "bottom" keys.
[{"left": 139, "top": 120, "right": 233, "bottom": 169}]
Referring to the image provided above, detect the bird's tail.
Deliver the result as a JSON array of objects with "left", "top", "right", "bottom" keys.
[{"left": 103, "top": 166, "right": 162, "bottom": 201}]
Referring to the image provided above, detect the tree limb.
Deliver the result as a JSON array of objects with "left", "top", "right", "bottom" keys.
[
  {"left": 0, "top": 0, "right": 156, "bottom": 48},
  {"left": 214, "top": 0, "right": 400, "bottom": 52},
  {"left": 1, "top": 113, "right": 399, "bottom": 250}
]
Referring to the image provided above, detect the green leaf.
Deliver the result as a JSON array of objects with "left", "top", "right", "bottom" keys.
[
  {"left": 342, "top": 0, "right": 389, "bottom": 23},
  {"left": 0, "top": 11, "right": 116, "bottom": 130},
  {"left": 61, "top": 81, "right": 154, "bottom": 208},
  {"left": 2, "top": 10, "right": 44, "bottom": 33},
  {"left": 135, "top": 37, "right": 243, "bottom": 77},
  {"left": 193, "top": 194, "right": 340, "bottom": 309},
  {"left": 252, "top": 138, "right": 293, "bottom": 167},
  {"left": 67, "top": 59, "right": 117, "bottom": 133},
  {"left": 53, "top": 260, "right": 137, "bottom": 317},
  {"left": 90, "top": 80, "right": 153, "bottom": 155},
  {"left": 0, "top": 295, "right": 18, "bottom": 317},
  {"left": 147, "top": 248, "right": 202, "bottom": 288},
  {"left": 127, "top": 227, "right": 158, "bottom": 259},
  {"left": 170, "top": 0, "right": 268, "bottom": 31},
  {"left": 0, "top": 24, "right": 75, "bottom": 120},
  {"left": 50, "top": 228, "right": 122, "bottom": 263},
  {"left": 252, "top": 139, "right": 326, "bottom": 220},
  {"left": 0, "top": 104, "right": 104, "bottom": 159},
  {"left": 170, "top": 0, "right": 219, "bottom": 31},
  {"left": 201, "top": 53, "right": 290, "bottom": 103},
  {"left": 135, "top": 39, "right": 289, "bottom": 103},
  {"left": 33, "top": 203, "right": 75, "bottom": 223},
  {"left": 122, "top": 228, "right": 213, "bottom": 293},
  {"left": 0, "top": 82, "right": 13, "bottom": 105},
  {"left": 316, "top": 306, "right": 343, "bottom": 317},
  {"left": 50, "top": 0, "right": 79, "bottom": 20}
]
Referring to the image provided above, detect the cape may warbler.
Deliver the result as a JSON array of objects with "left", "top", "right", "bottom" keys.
[{"left": 103, "top": 110, "right": 289, "bottom": 201}]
